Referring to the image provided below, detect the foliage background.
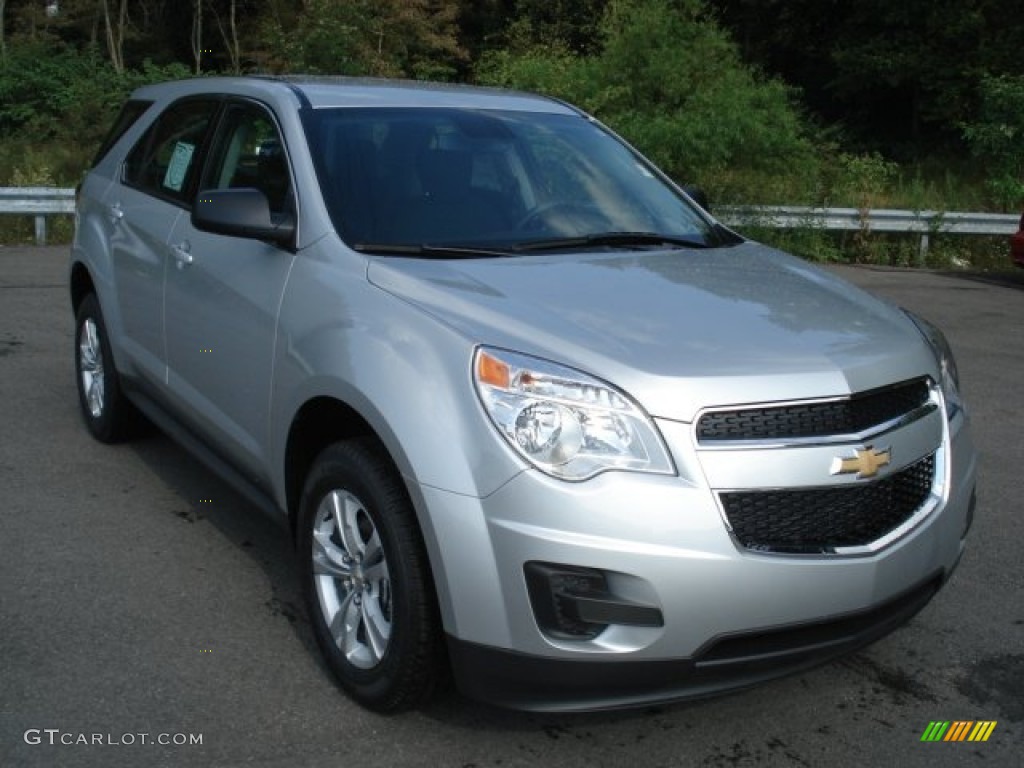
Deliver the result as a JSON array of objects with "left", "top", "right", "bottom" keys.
[{"left": 1, "top": 0, "right": 1022, "bottom": 265}]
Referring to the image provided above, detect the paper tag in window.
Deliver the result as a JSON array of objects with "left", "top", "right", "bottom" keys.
[{"left": 163, "top": 141, "right": 195, "bottom": 192}]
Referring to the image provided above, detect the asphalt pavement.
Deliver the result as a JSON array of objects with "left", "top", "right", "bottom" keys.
[{"left": 1, "top": 246, "right": 1021, "bottom": 767}]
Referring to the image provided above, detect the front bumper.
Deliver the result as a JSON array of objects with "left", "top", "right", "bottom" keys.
[
  {"left": 448, "top": 568, "right": 947, "bottom": 711},
  {"left": 414, "top": 411, "right": 976, "bottom": 711}
]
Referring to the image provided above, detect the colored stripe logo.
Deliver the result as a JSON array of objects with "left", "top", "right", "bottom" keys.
[{"left": 920, "top": 721, "right": 997, "bottom": 742}]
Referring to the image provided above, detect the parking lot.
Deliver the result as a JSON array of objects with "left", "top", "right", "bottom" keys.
[{"left": 1, "top": 245, "right": 1021, "bottom": 767}]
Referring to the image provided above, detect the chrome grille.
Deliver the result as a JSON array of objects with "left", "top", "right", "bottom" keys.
[
  {"left": 697, "top": 378, "right": 931, "bottom": 443},
  {"left": 719, "top": 454, "right": 935, "bottom": 554}
]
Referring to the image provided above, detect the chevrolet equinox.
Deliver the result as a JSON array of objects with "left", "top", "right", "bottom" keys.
[{"left": 70, "top": 76, "right": 978, "bottom": 712}]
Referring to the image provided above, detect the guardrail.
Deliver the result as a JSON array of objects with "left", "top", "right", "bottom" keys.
[
  {"left": 0, "top": 187, "right": 1019, "bottom": 251},
  {"left": 0, "top": 187, "right": 76, "bottom": 245},
  {"left": 717, "top": 205, "right": 1019, "bottom": 258}
]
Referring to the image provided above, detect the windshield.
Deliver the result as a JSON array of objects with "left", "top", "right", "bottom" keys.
[{"left": 304, "top": 107, "right": 720, "bottom": 253}]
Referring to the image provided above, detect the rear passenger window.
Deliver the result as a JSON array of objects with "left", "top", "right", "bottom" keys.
[
  {"left": 123, "top": 99, "right": 218, "bottom": 202},
  {"left": 91, "top": 99, "right": 153, "bottom": 168}
]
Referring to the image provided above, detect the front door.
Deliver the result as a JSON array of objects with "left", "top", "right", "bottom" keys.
[{"left": 163, "top": 101, "right": 297, "bottom": 478}]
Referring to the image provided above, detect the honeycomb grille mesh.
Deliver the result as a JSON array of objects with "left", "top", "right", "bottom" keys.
[
  {"left": 719, "top": 454, "right": 935, "bottom": 553},
  {"left": 697, "top": 378, "right": 931, "bottom": 442}
]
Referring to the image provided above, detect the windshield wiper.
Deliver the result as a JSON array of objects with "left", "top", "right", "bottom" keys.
[
  {"left": 353, "top": 243, "right": 513, "bottom": 259},
  {"left": 513, "top": 232, "right": 710, "bottom": 252}
]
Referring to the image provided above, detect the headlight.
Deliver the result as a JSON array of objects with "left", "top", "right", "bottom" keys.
[
  {"left": 904, "top": 310, "right": 963, "bottom": 420},
  {"left": 473, "top": 347, "right": 675, "bottom": 481}
]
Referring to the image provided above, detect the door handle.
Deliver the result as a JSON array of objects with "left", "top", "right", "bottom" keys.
[
  {"left": 108, "top": 202, "right": 124, "bottom": 224},
  {"left": 172, "top": 241, "right": 193, "bottom": 268}
]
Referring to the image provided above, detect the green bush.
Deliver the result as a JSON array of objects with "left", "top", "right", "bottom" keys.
[
  {"left": 822, "top": 152, "right": 899, "bottom": 210},
  {"left": 963, "top": 75, "right": 1024, "bottom": 211},
  {"left": 0, "top": 41, "right": 189, "bottom": 184}
]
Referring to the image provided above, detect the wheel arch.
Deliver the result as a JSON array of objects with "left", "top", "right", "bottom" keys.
[
  {"left": 70, "top": 260, "right": 96, "bottom": 315},
  {"left": 284, "top": 396, "right": 377, "bottom": 536},
  {"left": 282, "top": 393, "right": 465, "bottom": 637}
]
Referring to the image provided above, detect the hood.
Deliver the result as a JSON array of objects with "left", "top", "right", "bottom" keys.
[{"left": 367, "top": 243, "right": 938, "bottom": 422}]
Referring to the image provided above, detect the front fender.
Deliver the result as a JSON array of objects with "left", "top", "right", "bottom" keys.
[{"left": 269, "top": 241, "right": 526, "bottom": 506}]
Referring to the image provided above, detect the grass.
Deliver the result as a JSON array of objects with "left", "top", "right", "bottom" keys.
[
  {"left": 739, "top": 226, "right": 1013, "bottom": 271},
  {"left": 0, "top": 214, "right": 75, "bottom": 247},
  {"left": 885, "top": 162, "right": 993, "bottom": 213}
]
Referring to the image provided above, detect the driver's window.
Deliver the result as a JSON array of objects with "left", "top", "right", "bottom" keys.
[{"left": 204, "top": 104, "right": 292, "bottom": 215}]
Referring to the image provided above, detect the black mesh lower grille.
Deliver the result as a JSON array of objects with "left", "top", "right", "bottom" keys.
[
  {"left": 698, "top": 378, "right": 931, "bottom": 442},
  {"left": 720, "top": 454, "right": 935, "bottom": 553}
]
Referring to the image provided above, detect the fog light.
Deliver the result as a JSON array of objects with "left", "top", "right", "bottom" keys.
[{"left": 524, "top": 562, "right": 663, "bottom": 641}]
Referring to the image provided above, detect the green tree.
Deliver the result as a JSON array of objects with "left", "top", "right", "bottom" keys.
[
  {"left": 0, "top": 39, "right": 189, "bottom": 182},
  {"left": 256, "top": 0, "right": 464, "bottom": 79},
  {"left": 511, "top": 0, "right": 606, "bottom": 53},
  {"left": 479, "top": 0, "right": 818, "bottom": 202},
  {"left": 963, "top": 75, "right": 1024, "bottom": 210},
  {"left": 711, "top": 0, "right": 1024, "bottom": 157}
]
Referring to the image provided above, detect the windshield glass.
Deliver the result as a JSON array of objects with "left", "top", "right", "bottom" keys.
[{"left": 304, "top": 107, "right": 718, "bottom": 253}]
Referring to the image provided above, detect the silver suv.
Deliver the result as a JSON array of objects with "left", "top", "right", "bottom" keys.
[{"left": 71, "top": 76, "right": 977, "bottom": 713}]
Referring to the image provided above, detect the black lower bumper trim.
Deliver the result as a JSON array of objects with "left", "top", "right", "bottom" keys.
[{"left": 448, "top": 572, "right": 944, "bottom": 712}]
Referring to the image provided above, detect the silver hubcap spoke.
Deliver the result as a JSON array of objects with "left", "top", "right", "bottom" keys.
[
  {"left": 361, "top": 597, "right": 390, "bottom": 663},
  {"left": 313, "top": 489, "right": 393, "bottom": 670},
  {"left": 312, "top": 529, "right": 352, "bottom": 579},
  {"left": 79, "top": 318, "right": 105, "bottom": 418},
  {"left": 333, "top": 492, "right": 365, "bottom": 559},
  {"left": 361, "top": 559, "right": 388, "bottom": 583},
  {"left": 340, "top": 593, "right": 362, "bottom": 660}
]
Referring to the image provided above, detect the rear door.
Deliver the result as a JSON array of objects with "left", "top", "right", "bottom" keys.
[
  {"left": 105, "top": 98, "right": 219, "bottom": 387},
  {"left": 162, "top": 100, "right": 297, "bottom": 478}
]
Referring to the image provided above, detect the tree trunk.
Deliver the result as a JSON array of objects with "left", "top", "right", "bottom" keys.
[
  {"left": 192, "top": 0, "right": 203, "bottom": 74},
  {"left": 230, "top": 0, "right": 240, "bottom": 72},
  {"left": 102, "top": 0, "right": 126, "bottom": 73},
  {"left": 213, "top": 0, "right": 241, "bottom": 73}
]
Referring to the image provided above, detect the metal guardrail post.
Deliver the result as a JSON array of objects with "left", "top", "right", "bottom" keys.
[{"left": 0, "top": 187, "right": 76, "bottom": 246}]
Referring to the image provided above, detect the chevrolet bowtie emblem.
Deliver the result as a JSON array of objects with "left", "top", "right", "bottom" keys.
[{"left": 830, "top": 446, "right": 891, "bottom": 479}]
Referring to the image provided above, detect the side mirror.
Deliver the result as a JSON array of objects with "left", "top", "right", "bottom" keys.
[
  {"left": 683, "top": 185, "right": 710, "bottom": 213},
  {"left": 192, "top": 188, "right": 295, "bottom": 246}
]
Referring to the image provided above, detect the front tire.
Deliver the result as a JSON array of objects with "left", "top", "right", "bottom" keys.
[
  {"left": 298, "top": 438, "right": 444, "bottom": 712},
  {"left": 74, "top": 294, "right": 138, "bottom": 443}
]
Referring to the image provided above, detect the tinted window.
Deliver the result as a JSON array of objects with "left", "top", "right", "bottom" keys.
[
  {"left": 304, "top": 108, "right": 714, "bottom": 249},
  {"left": 202, "top": 102, "right": 293, "bottom": 216},
  {"left": 123, "top": 99, "right": 219, "bottom": 202},
  {"left": 91, "top": 99, "right": 153, "bottom": 168}
]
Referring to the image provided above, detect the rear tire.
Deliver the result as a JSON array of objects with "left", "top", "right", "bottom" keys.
[
  {"left": 298, "top": 438, "right": 444, "bottom": 712},
  {"left": 74, "top": 294, "right": 139, "bottom": 443}
]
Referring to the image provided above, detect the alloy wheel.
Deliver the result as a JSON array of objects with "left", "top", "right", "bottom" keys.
[
  {"left": 79, "top": 318, "right": 105, "bottom": 418},
  {"left": 311, "top": 489, "right": 393, "bottom": 669}
]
